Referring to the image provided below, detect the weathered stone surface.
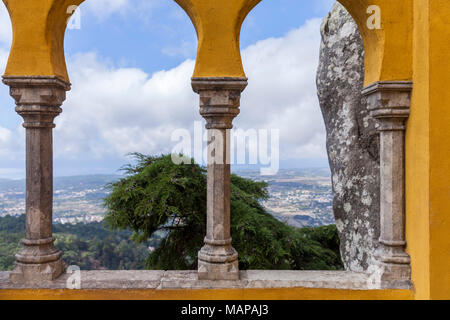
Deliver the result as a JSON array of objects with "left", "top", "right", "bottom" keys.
[
  {"left": 2, "top": 76, "right": 70, "bottom": 283},
  {"left": 363, "top": 81, "right": 412, "bottom": 288},
  {"left": 316, "top": 3, "right": 380, "bottom": 271},
  {"left": 192, "top": 78, "right": 247, "bottom": 281},
  {"left": 0, "top": 270, "right": 387, "bottom": 290}
]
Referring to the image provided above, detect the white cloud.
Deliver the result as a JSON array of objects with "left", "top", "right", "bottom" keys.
[
  {"left": 81, "top": 0, "right": 164, "bottom": 20},
  {"left": 56, "top": 52, "right": 198, "bottom": 159},
  {"left": 82, "top": 0, "right": 129, "bottom": 18},
  {"left": 240, "top": 19, "right": 326, "bottom": 160},
  {"left": 0, "top": 48, "right": 21, "bottom": 163},
  {"left": 161, "top": 40, "right": 196, "bottom": 59},
  {"left": 0, "top": 3, "right": 12, "bottom": 46},
  {"left": 0, "top": 126, "right": 18, "bottom": 160},
  {"left": 0, "top": 126, "right": 11, "bottom": 144},
  {"left": 0, "top": 48, "right": 9, "bottom": 72},
  {"left": 0, "top": 12, "right": 327, "bottom": 174},
  {"left": 54, "top": 18, "right": 326, "bottom": 164}
]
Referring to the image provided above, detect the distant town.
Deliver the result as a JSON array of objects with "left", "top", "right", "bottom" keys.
[
  {"left": 238, "top": 168, "right": 334, "bottom": 227},
  {"left": 0, "top": 168, "right": 334, "bottom": 227}
]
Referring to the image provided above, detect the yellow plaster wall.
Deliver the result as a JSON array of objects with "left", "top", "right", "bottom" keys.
[
  {"left": 176, "top": 0, "right": 413, "bottom": 83},
  {"left": 2, "top": 0, "right": 413, "bottom": 84},
  {"left": 2, "top": 0, "right": 84, "bottom": 82},
  {"left": 428, "top": 0, "right": 450, "bottom": 300},
  {"left": 0, "top": 288, "right": 414, "bottom": 300},
  {"left": 174, "top": 0, "right": 261, "bottom": 78},
  {"left": 406, "top": 0, "right": 431, "bottom": 301},
  {"left": 406, "top": 0, "right": 450, "bottom": 300},
  {"left": 338, "top": 0, "right": 413, "bottom": 86}
]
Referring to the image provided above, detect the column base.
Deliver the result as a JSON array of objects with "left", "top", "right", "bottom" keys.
[
  {"left": 372, "top": 248, "right": 411, "bottom": 289},
  {"left": 9, "top": 238, "right": 66, "bottom": 284},
  {"left": 374, "top": 262, "right": 412, "bottom": 289},
  {"left": 9, "top": 259, "right": 66, "bottom": 284},
  {"left": 198, "top": 244, "right": 239, "bottom": 280}
]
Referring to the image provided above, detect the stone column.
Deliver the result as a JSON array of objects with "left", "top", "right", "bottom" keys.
[
  {"left": 3, "top": 76, "right": 70, "bottom": 283},
  {"left": 192, "top": 77, "right": 247, "bottom": 280},
  {"left": 362, "top": 81, "right": 412, "bottom": 288}
]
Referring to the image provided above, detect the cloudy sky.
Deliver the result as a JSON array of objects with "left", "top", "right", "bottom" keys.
[{"left": 0, "top": 0, "right": 335, "bottom": 179}]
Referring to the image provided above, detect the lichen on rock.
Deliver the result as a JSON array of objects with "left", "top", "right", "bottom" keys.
[{"left": 316, "top": 2, "right": 380, "bottom": 271}]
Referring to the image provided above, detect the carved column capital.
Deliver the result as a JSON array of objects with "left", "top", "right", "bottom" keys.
[
  {"left": 363, "top": 81, "right": 412, "bottom": 131},
  {"left": 3, "top": 76, "right": 70, "bottom": 128},
  {"left": 192, "top": 77, "right": 247, "bottom": 129}
]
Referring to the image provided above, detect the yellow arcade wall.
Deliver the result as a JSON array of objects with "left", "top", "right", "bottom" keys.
[
  {"left": 339, "top": 0, "right": 413, "bottom": 86},
  {"left": 2, "top": 0, "right": 413, "bottom": 85},
  {"left": 0, "top": 0, "right": 449, "bottom": 300},
  {"left": 407, "top": 0, "right": 430, "bottom": 300},
  {"left": 0, "top": 288, "right": 414, "bottom": 301},
  {"left": 2, "top": 0, "right": 83, "bottom": 82},
  {"left": 428, "top": 0, "right": 450, "bottom": 300},
  {"left": 174, "top": 0, "right": 261, "bottom": 78},
  {"left": 406, "top": 0, "right": 450, "bottom": 300}
]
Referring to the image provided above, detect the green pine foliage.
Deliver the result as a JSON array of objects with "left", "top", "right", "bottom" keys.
[
  {"left": 0, "top": 215, "right": 25, "bottom": 270},
  {"left": 104, "top": 154, "right": 343, "bottom": 270},
  {"left": 0, "top": 154, "right": 344, "bottom": 271}
]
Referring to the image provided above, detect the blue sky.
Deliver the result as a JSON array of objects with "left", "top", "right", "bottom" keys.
[
  {"left": 65, "top": 0, "right": 334, "bottom": 74},
  {"left": 0, "top": 0, "right": 335, "bottom": 178}
]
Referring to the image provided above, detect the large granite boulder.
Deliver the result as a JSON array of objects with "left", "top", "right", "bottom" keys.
[{"left": 316, "top": 2, "right": 380, "bottom": 271}]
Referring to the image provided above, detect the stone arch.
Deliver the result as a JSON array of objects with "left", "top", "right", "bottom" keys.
[
  {"left": 2, "top": 0, "right": 84, "bottom": 81},
  {"left": 1, "top": 1, "right": 412, "bottom": 86},
  {"left": 174, "top": 0, "right": 412, "bottom": 87},
  {"left": 338, "top": 0, "right": 412, "bottom": 85}
]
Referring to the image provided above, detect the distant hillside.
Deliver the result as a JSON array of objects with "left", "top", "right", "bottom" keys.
[
  {"left": 0, "top": 174, "right": 122, "bottom": 191},
  {"left": 238, "top": 168, "right": 334, "bottom": 227},
  {"left": 0, "top": 174, "right": 122, "bottom": 223},
  {"left": 0, "top": 167, "right": 341, "bottom": 271},
  {"left": 0, "top": 214, "right": 159, "bottom": 271},
  {"left": 0, "top": 170, "right": 334, "bottom": 227}
]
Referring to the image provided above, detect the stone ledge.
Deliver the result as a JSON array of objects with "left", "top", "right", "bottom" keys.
[{"left": 0, "top": 270, "right": 409, "bottom": 290}]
